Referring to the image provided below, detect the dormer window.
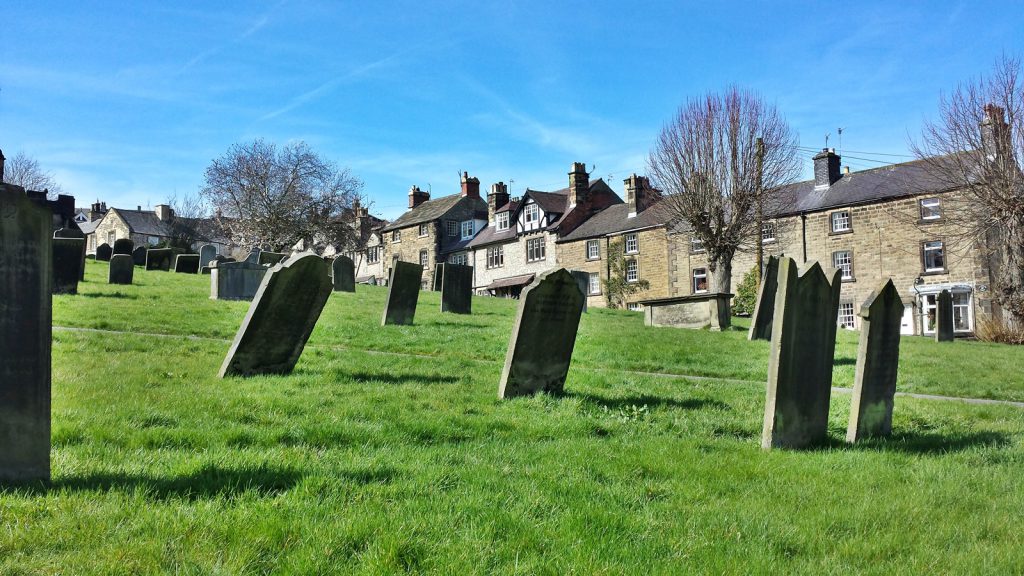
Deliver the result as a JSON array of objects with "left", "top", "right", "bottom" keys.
[
  {"left": 496, "top": 211, "right": 510, "bottom": 231},
  {"left": 461, "top": 220, "right": 474, "bottom": 239},
  {"left": 524, "top": 204, "right": 540, "bottom": 224},
  {"left": 920, "top": 198, "right": 941, "bottom": 221}
]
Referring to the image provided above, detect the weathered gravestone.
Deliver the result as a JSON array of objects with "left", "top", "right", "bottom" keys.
[
  {"left": 440, "top": 263, "right": 473, "bottom": 314},
  {"left": 382, "top": 261, "right": 424, "bottom": 326},
  {"left": 55, "top": 228, "right": 87, "bottom": 280},
  {"left": 498, "top": 268, "right": 585, "bottom": 399},
  {"left": 218, "top": 253, "right": 333, "bottom": 377},
  {"left": 935, "top": 289, "right": 954, "bottom": 342},
  {"left": 761, "top": 258, "right": 841, "bottom": 450},
  {"left": 199, "top": 244, "right": 217, "bottom": 267},
  {"left": 132, "top": 246, "right": 148, "bottom": 266},
  {"left": 108, "top": 254, "right": 134, "bottom": 285},
  {"left": 0, "top": 186, "right": 52, "bottom": 482},
  {"left": 431, "top": 263, "right": 445, "bottom": 291},
  {"left": 174, "top": 254, "right": 200, "bottom": 274},
  {"left": 146, "top": 248, "right": 173, "bottom": 271},
  {"left": 95, "top": 242, "right": 113, "bottom": 262},
  {"left": 259, "top": 251, "right": 287, "bottom": 266},
  {"left": 568, "top": 270, "right": 590, "bottom": 313},
  {"left": 244, "top": 248, "right": 261, "bottom": 264},
  {"left": 112, "top": 238, "right": 134, "bottom": 256},
  {"left": 52, "top": 238, "right": 85, "bottom": 294},
  {"left": 210, "top": 260, "right": 269, "bottom": 300},
  {"left": 748, "top": 255, "right": 780, "bottom": 341},
  {"left": 847, "top": 279, "right": 903, "bottom": 442},
  {"left": 203, "top": 254, "right": 233, "bottom": 274},
  {"left": 332, "top": 255, "right": 355, "bottom": 292}
]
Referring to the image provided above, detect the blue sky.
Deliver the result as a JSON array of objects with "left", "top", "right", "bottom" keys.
[{"left": 3, "top": 1, "right": 1022, "bottom": 219}]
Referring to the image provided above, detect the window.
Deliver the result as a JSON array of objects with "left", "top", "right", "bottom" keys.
[
  {"left": 923, "top": 241, "right": 945, "bottom": 272},
  {"left": 448, "top": 253, "right": 467, "bottom": 265},
  {"left": 418, "top": 223, "right": 429, "bottom": 237},
  {"left": 88, "top": 236, "right": 96, "bottom": 250},
  {"left": 107, "top": 231, "right": 116, "bottom": 244},
  {"left": 147, "top": 236, "right": 159, "bottom": 246},
  {"left": 692, "top": 268, "right": 708, "bottom": 293},
  {"left": 526, "top": 237, "right": 546, "bottom": 262},
  {"left": 761, "top": 222, "right": 776, "bottom": 243},
  {"left": 461, "top": 220, "right": 475, "bottom": 239},
  {"left": 524, "top": 203, "right": 540, "bottom": 225},
  {"left": 830, "top": 210, "right": 851, "bottom": 233},
  {"left": 588, "top": 273, "right": 601, "bottom": 295},
  {"left": 446, "top": 220, "right": 458, "bottom": 237},
  {"left": 419, "top": 250, "right": 429, "bottom": 267},
  {"left": 486, "top": 245, "right": 504, "bottom": 268},
  {"left": 367, "top": 246, "right": 381, "bottom": 264},
  {"left": 625, "top": 259, "right": 638, "bottom": 282},
  {"left": 920, "top": 198, "right": 941, "bottom": 221},
  {"left": 832, "top": 250, "right": 854, "bottom": 280},
  {"left": 586, "top": 240, "right": 600, "bottom": 260},
  {"left": 690, "top": 237, "right": 704, "bottom": 253},
  {"left": 952, "top": 292, "right": 971, "bottom": 332},
  {"left": 624, "top": 233, "right": 639, "bottom": 254},
  {"left": 838, "top": 302, "right": 855, "bottom": 329},
  {"left": 392, "top": 230, "right": 401, "bottom": 243},
  {"left": 496, "top": 211, "right": 510, "bottom": 231},
  {"left": 627, "top": 302, "right": 642, "bottom": 312}
]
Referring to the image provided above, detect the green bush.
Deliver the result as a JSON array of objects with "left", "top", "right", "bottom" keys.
[{"left": 732, "top": 266, "right": 758, "bottom": 316}]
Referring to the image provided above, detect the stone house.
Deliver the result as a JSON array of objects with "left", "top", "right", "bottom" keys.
[{"left": 88, "top": 204, "right": 233, "bottom": 255}]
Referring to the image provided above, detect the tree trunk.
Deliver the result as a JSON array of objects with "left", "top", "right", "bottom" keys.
[{"left": 712, "top": 257, "right": 732, "bottom": 295}]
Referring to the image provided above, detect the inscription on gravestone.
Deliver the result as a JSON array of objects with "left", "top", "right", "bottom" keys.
[
  {"left": 112, "top": 238, "right": 134, "bottom": 256},
  {"left": 95, "top": 242, "right": 113, "bottom": 261},
  {"left": 174, "top": 254, "right": 200, "bottom": 274},
  {"left": 935, "top": 289, "right": 954, "bottom": 342},
  {"left": 108, "top": 254, "right": 134, "bottom": 285},
  {"left": 749, "top": 255, "right": 780, "bottom": 341},
  {"left": 332, "top": 255, "right": 355, "bottom": 292},
  {"left": 440, "top": 262, "right": 473, "bottom": 314},
  {"left": 382, "top": 261, "right": 423, "bottom": 326},
  {"left": 52, "top": 238, "right": 85, "bottom": 294},
  {"left": 847, "top": 279, "right": 903, "bottom": 442},
  {"left": 146, "top": 248, "right": 173, "bottom": 271}
]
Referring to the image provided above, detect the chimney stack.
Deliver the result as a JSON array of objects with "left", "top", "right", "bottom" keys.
[
  {"left": 408, "top": 185, "right": 430, "bottom": 209},
  {"left": 981, "top": 103, "right": 1010, "bottom": 162},
  {"left": 625, "top": 173, "right": 660, "bottom": 217},
  {"left": 569, "top": 162, "right": 589, "bottom": 208},
  {"left": 155, "top": 204, "right": 173, "bottom": 221},
  {"left": 813, "top": 148, "right": 842, "bottom": 189},
  {"left": 460, "top": 171, "right": 481, "bottom": 199},
  {"left": 487, "top": 182, "right": 510, "bottom": 224}
]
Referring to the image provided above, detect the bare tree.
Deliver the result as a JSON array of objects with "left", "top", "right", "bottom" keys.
[
  {"left": 165, "top": 193, "right": 210, "bottom": 251},
  {"left": 3, "top": 151, "right": 63, "bottom": 197},
  {"left": 200, "top": 139, "right": 363, "bottom": 252},
  {"left": 647, "top": 87, "right": 801, "bottom": 294},
  {"left": 911, "top": 55, "right": 1024, "bottom": 323}
]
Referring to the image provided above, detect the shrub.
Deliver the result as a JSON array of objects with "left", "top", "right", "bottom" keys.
[
  {"left": 975, "top": 316, "right": 1024, "bottom": 345},
  {"left": 732, "top": 266, "right": 758, "bottom": 316}
]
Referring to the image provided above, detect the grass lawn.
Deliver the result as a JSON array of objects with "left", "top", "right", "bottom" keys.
[{"left": 3, "top": 260, "right": 1023, "bottom": 573}]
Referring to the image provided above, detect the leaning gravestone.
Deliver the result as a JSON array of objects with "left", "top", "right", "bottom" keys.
[
  {"left": 219, "top": 253, "right": 333, "bottom": 377},
  {"left": 199, "top": 244, "right": 218, "bottom": 267},
  {"left": 210, "top": 260, "right": 269, "bottom": 300},
  {"left": 382, "top": 261, "right": 424, "bottom": 326},
  {"left": 749, "top": 255, "right": 780, "bottom": 341},
  {"left": 498, "top": 268, "right": 585, "bottom": 399},
  {"left": 132, "top": 246, "right": 148, "bottom": 266},
  {"left": 847, "top": 279, "right": 903, "bottom": 442},
  {"left": 0, "top": 186, "right": 52, "bottom": 482},
  {"left": 174, "top": 254, "right": 200, "bottom": 274},
  {"left": 440, "top": 263, "right": 473, "bottom": 314},
  {"left": 259, "top": 251, "right": 287, "bottom": 266},
  {"left": 112, "top": 238, "right": 134, "bottom": 256},
  {"left": 108, "top": 254, "right": 134, "bottom": 285},
  {"left": 761, "top": 258, "right": 841, "bottom": 450},
  {"left": 332, "top": 255, "right": 355, "bottom": 292},
  {"left": 935, "top": 289, "right": 954, "bottom": 342},
  {"left": 432, "top": 263, "right": 445, "bottom": 291},
  {"left": 568, "top": 270, "right": 590, "bottom": 313},
  {"left": 95, "top": 242, "right": 113, "bottom": 262},
  {"left": 52, "top": 238, "right": 85, "bottom": 294},
  {"left": 146, "top": 248, "right": 173, "bottom": 271}
]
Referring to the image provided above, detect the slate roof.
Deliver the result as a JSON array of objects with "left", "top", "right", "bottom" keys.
[
  {"left": 77, "top": 219, "right": 100, "bottom": 234},
  {"left": 527, "top": 189, "right": 570, "bottom": 214},
  {"left": 381, "top": 194, "right": 471, "bottom": 232},
  {"left": 464, "top": 222, "right": 516, "bottom": 249},
  {"left": 116, "top": 208, "right": 172, "bottom": 236},
  {"left": 557, "top": 198, "right": 677, "bottom": 243}
]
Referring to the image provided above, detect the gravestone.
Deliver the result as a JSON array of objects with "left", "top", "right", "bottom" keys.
[
  {"left": 174, "top": 254, "right": 200, "bottom": 274},
  {"left": 244, "top": 248, "right": 262, "bottom": 264},
  {"left": 210, "top": 260, "right": 269, "bottom": 300},
  {"left": 432, "top": 263, "right": 445, "bottom": 291},
  {"left": 748, "top": 255, "right": 780, "bottom": 341},
  {"left": 332, "top": 255, "right": 355, "bottom": 292},
  {"left": 219, "top": 253, "right": 333, "bottom": 377},
  {"left": 95, "top": 242, "right": 113, "bottom": 262},
  {"left": 0, "top": 186, "right": 52, "bottom": 482},
  {"left": 112, "top": 238, "right": 134, "bottom": 256},
  {"left": 146, "top": 248, "right": 173, "bottom": 271},
  {"left": 847, "top": 279, "right": 903, "bottom": 442},
  {"left": 440, "top": 263, "right": 473, "bottom": 314},
  {"left": 259, "top": 251, "right": 287, "bottom": 266},
  {"left": 761, "top": 258, "right": 841, "bottom": 450},
  {"left": 199, "top": 244, "right": 218, "bottom": 267},
  {"left": 935, "top": 290, "right": 954, "bottom": 342},
  {"left": 55, "top": 227, "right": 87, "bottom": 280},
  {"left": 132, "top": 246, "right": 148, "bottom": 266},
  {"left": 498, "top": 268, "right": 585, "bottom": 399},
  {"left": 381, "top": 261, "right": 424, "bottom": 325},
  {"left": 52, "top": 238, "right": 85, "bottom": 294},
  {"left": 108, "top": 254, "right": 134, "bottom": 285},
  {"left": 568, "top": 270, "right": 590, "bottom": 313}
]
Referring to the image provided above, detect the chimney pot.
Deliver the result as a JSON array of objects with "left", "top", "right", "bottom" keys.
[{"left": 461, "top": 171, "right": 481, "bottom": 199}]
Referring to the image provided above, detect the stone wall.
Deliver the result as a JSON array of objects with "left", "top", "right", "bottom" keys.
[
  {"left": 384, "top": 222, "right": 439, "bottom": 287},
  {"left": 557, "top": 227, "right": 672, "bottom": 309}
]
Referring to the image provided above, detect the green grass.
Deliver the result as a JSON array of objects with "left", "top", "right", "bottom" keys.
[{"left": 2, "top": 260, "right": 1022, "bottom": 573}]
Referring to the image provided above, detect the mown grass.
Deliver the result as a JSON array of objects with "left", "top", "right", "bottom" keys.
[{"left": 1, "top": 260, "right": 1020, "bottom": 573}]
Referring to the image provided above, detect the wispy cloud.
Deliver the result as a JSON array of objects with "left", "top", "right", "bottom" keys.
[{"left": 178, "top": 1, "right": 283, "bottom": 73}]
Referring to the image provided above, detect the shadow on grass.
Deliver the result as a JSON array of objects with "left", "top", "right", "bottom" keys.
[
  {"left": 833, "top": 357, "right": 857, "bottom": 367},
  {"left": 799, "top": 430, "right": 1013, "bottom": 454},
  {"left": 426, "top": 320, "right": 489, "bottom": 329},
  {"left": 341, "top": 370, "right": 462, "bottom": 385},
  {"left": 78, "top": 292, "right": 139, "bottom": 300},
  {"left": 568, "top": 391, "right": 731, "bottom": 412}
]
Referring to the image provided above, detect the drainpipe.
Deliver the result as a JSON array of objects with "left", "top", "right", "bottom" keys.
[{"left": 801, "top": 213, "right": 808, "bottom": 263}]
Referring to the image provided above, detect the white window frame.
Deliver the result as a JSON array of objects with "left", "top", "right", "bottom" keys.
[
  {"left": 920, "top": 198, "right": 941, "bottom": 221},
  {"left": 624, "top": 233, "right": 639, "bottom": 254},
  {"left": 923, "top": 240, "right": 945, "bottom": 272},
  {"left": 461, "top": 220, "right": 475, "bottom": 239},
  {"left": 831, "top": 210, "right": 851, "bottom": 233},
  {"left": 920, "top": 290, "right": 974, "bottom": 334},
  {"left": 107, "top": 231, "right": 116, "bottom": 245},
  {"left": 588, "top": 272, "right": 601, "bottom": 295},
  {"left": 586, "top": 239, "right": 600, "bottom": 260},
  {"left": 448, "top": 253, "right": 467, "bottom": 265},
  {"left": 692, "top": 267, "right": 708, "bottom": 293},
  {"left": 418, "top": 223, "right": 429, "bottom": 237},
  {"left": 486, "top": 245, "right": 504, "bottom": 268},
  {"left": 496, "top": 211, "right": 510, "bottom": 231},
  {"left": 419, "top": 249, "right": 429, "bottom": 267},
  {"left": 838, "top": 302, "right": 855, "bottom": 329},
  {"left": 832, "top": 250, "right": 854, "bottom": 280},
  {"left": 524, "top": 203, "right": 540, "bottom": 225},
  {"left": 367, "top": 246, "right": 380, "bottom": 264},
  {"left": 392, "top": 230, "right": 401, "bottom": 243},
  {"left": 761, "top": 221, "right": 776, "bottom": 243},
  {"left": 625, "top": 259, "right": 638, "bottom": 282},
  {"left": 627, "top": 302, "right": 642, "bottom": 312},
  {"left": 526, "top": 237, "right": 546, "bottom": 262},
  {"left": 690, "top": 237, "right": 704, "bottom": 253}
]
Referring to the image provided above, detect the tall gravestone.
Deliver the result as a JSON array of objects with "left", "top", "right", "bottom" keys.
[
  {"left": 146, "top": 248, "right": 173, "bottom": 271},
  {"left": 199, "top": 244, "right": 217, "bottom": 267},
  {"left": 52, "top": 238, "right": 85, "bottom": 294},
  {"left": 382, "top": 261, "right": 423, "bottom": 326},
  {"left": 498, "top": 268, "right": 585, "bottom": 399},
  {"left": 108, "top": 254, "right": 134, "bottom": 285},
  {"left": 432, "top": 263, "right": 445, "bottom": 291},
  {"left": 748, "top": 255, "right": 780, "bottom": 341},
  {"left": 210, "top": 260, "right": 269, "bottom": 300},
  {"left": 95, "top": 242, "right": 113, "bottom": 262},
  {"left": 0, "top": 186, "right": 52, "bottom": 482},
  {"left": 219, "top": 253, "right": 333, "bottom": 377},
  {"left": 259, "top": 251, "right": 287, "bottom": 266},
  {"left": 55, "top": 227, "right": 86, "bottom": 280},
  {"left": 935, "top": 290, "right": 954, "bottom": 342},
  {"left": 761, "top": 258, "right": 841, "bottom": 450},
  {"left": 440, "top": 263, "right": 473, "bottom": 314},
  {"left": 568, "top": 270, "right": 590, "bottom": 313},
  {"left": 112, "top": 238, "right": 134, "bottom": 256},
  {"left": 132, "top": 246, "right": 148, "bottom": 267},
  {"left": 174, "top": 254, "right": 200, "bottom": 274},
  {"left": 847, "top": 279, "right": 903, "bottom": 442},
  {"left": 332, "top": 255, "right": 355, "bottom": 292}
]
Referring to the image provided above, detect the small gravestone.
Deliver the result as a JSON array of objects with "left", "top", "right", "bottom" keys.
[
  {"left": 95, "top": 243, "right": 113, "bottom": 261},
  {"left": 112, "top": 238, "right": 134, "bottom": 256},
  {"left": 847, "top": 279, "right": 903, "bottom": 442},
  {"left": 749, "top": 255, "right": 780, "bottom": 341},
  {"left": 244, "top": 248, "right": 261, "bottom": 264},
  {"left": 259, "top": 251, "right": 287, "bottom": 266},
  {"left": 219, "top": 253, "right": 333, "bottom": 377},
  {"left": 210, "top": 260, "right": 269, "bottom": 300},
  {"left": 935, "top": 289, "right": 954, "bottom": 342},
  {"left": 52, "top": 238, "right": 85, "bottom": 294},
  {"left": 146, "top": 248, "right": 173, "bottom": 271},
  {"left": 440, "top": 263, "right": 473, "bottom": 314},
  {"left": 0, "top": 186, "right": 52, "bottom": 482},
  {"left": 332, "top": 255, "right": 355, "bottom": 292},
  {"left": 55, "top": 228, "right": 87, "bottom": 280},
  {"left": 132, "top": 246, "right": 148, "bottom": 266},
  {"left": 108, "top": 254, "right": 134, "bottom": 285},
  {"left": 432, "top": 263, "right": 445, "bottom": 291},
  {"left": 382, "top": 261, "right": 423, "bottom": 325},
  {"left": 199, "top": 244, "right": 218, "bottom": 267},
  {"left": 761, "top": 258, "right": 841, "bottom": 450},
  {"left": 498, "top": 268, "right": 585, "bottom": 399},
  {"left": 568, "top": 270, "right": 590, "bottom": 313},
  {"left": 174, "top": 254, "right": 200, "bottom": 274}
]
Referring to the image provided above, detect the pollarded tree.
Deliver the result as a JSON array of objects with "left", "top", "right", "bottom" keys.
[
  {"left": 647, "top": 87, "right": 801, "bottom": 294},
  {"left": 200, "top": 139, "right": 363, "bottom": 252},
  {"left": 3, "top": 151, "right": 63, "bottom": 197}
]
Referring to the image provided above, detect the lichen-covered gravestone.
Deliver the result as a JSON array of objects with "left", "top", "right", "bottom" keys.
[
  {"left": 332, "top": 255, "right": 355, "bottom": 292},
  {"left": 112, "top": 238, "right": 134, "bottom": 256},
  {"left": 199, "top": 244, "right": 217, "bottom": 267},
  {"left": 498, "top": 268, "right": 585, "bottom": 399},
  {"left": 210, "top": 260, "right": 269, "bottom": 300},
  {"left": 108, "top": 254, "right": 134, "bottom": 285},
  {"left": 440, "top": 263, "right": 473, "bottom": 314},
  {"left": 761, "top": 258, "right": 841, "bottom": 450},
  {"left": 95, "top": 242, "right": 113, "bottom": 262},
  {"left": 259, "top": 251, "right": 287, "bottom": 266},
  {"left": 218, "top": 253, "right": 333, "bottom": 377},
  {"left": 146, "top": 248, "right": 173, "bottom": 271},
  {"left": 0, "top": 185, "right": 52, "bottom": 482},
  {"left": 382, "top": 261, "right": 423, "bottom": 326},
  {"left": 132, "top": 246, "right": 148, "bottom": 267},
  {"left": 52, "top": 237, "right": 85, "bottom": 294},
  {"left": 748, "top": 255, "right": 780, "bottom": 341},
  {"left": 174, "top": 254, "right": 200, "bottom": 274},
  {"left": 847, "top": 279, "right": 903, "bottom": 442},
  {"left": 935, "top": 289, "right": 954, "bottom": 342}
]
